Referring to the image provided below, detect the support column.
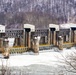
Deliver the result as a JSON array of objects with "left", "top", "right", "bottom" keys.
[
  {"left": 74, "top": 30, "right": 76, "bottom": 44},
  {"left": 71, "top": 30, "right": 74, "bottom": 43},
  {"left": 45, "top": 36, "right": 47, "bottom": 44},
  {"left": 23, "top": 24, "right": 35, "bottom": 49},
  {"left": 69, "top": 29, "right": 71, "bottom": 43},
  {"left": 24, "top": 31, "right": 28, "bottom": 47},
  {"left": 14, "top": 38, "right": 18, "bottom": 46},
  {"left": 50, "top": 31, "right": 52, "bottom": 45},
  {"left": 20, "top": 37, "right": 23, "bottom": 46},
  {"left": 53, "top": 31, "right": 56, "bottom": 45},
  {"left": 48, "top": 29, "right": 50, "bottom": 45},
  {"left": 0, "top": 38, "right": 3, "bottom": 48},
  {"left": 66, "top": 35, "right": 68, "bottom": 42},
  {"left": 58, "top": 36, "right": 63, "bottom": 50},
  {"left": 0, "top": 39, "right": 1, "bottom": 48},
  {"left": 18, "top": 38, "right": 20, "bottom": 46},
  {"left": 23, "top": 29, "right": 25, "bottom": 47},
  {"left": 32, "top": 37, "right": 40, "bottom": 54},
  {"left": 24, "top": 28, "right": 31, "bottom": 48},
  {"left": 25, "top": 32, "right": 28, "bottom": 47},
  {"left": 23, "top": 29, "right": 26, "bottom": 47},
  {"left": 56, "top": 32, "right": 59, "bottom": 46},
  {"left": 3, "top": 38, "right": 9, "bottom": 58},
  {"left": 27, "top": 32, "right": 31, "bottom": 48}
]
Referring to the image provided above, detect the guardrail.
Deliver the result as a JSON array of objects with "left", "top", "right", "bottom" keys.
[
  {"left": 39, "top": 43, "right": 75, "bottom": 50},
  {"left": 9, "top": 47, "right": 28, "bottom": 54},
  {"left": 3, "top": 43, "right": 75, "bottom": 54},
  {"left": 39, "top": 44, "right": 53, "bottom": 50},
  {"left": 63, "top": 43, "right": 74, "bottom": 48}
]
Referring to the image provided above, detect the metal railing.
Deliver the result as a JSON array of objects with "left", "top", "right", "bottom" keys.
[
  {"left": 9, "top": 47, "right": 28, "bottom": 54},
  {"left": 63, "top": 43, "right": 74, "bottom": 48}
]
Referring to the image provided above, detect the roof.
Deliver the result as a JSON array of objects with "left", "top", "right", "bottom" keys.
[
  {"left": 60, "top": 23, "right": 76, "bottom": 29},
  {"left": 0, "top": 24, "right": 5, "bottom": 33},
  {"left": 0, "top": 25, "right": 5, "bottom": 27},
  {"left": 24, "top": 24, "right": 35, "bottom": 32},
  {"left": 49, "top": 24, "right": 59, "bottom": 31}
]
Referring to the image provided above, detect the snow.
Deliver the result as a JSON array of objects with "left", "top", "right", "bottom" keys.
[
  {"left": 8, "top": 38, "right": 15, "bottom": 47},
  {"left": 0, "top": 47, "right": 76, "bottom": 67},
  {"left": 24, "top": 24, "right": 35, "bottom": 32},
  {"left": 49, "top": 24, "right": 59, "bottom": 31},
  {"left": 60, "top": 23, "right": 76, "bottom": 29}
]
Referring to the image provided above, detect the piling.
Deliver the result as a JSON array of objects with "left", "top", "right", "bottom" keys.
[
  {"left": 58, "top": 36, "right": 63, "bottom": 50},
  {"left": 31, "top": 37, "right": 40, "bottom": 54},
  {"left": 74, "top": 30, "right": 76, "bottom": 44}
]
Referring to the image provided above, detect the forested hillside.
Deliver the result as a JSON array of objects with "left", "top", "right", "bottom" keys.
[{"left": 0, "top": 0, "right": 76, "bottom": 28}]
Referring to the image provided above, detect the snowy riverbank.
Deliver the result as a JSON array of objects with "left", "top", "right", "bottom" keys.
[
  {"left": 0, "top": 47, "right": 76, "bottom": 75},
  {"left": 0, "top": 47, "right": 76, "bottom": 67}
]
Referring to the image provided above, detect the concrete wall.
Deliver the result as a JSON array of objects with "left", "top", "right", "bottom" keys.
[
  {"left": 49, "top": 24, "right": 59, "bottom": 31},
  {"left": 0, "top": 25, "right": 5, "bottom": 33},
  {"left": 24, "top": 24, "right": 35, "bottom": 32}
]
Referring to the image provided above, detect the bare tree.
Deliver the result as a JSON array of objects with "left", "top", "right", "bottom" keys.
[{"left": 59, "top": 51, "right": 76, "bottom": 74}]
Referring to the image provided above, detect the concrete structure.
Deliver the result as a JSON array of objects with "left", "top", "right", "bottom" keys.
[
  {"left": 0, "top": 25, "right": 5, "bottom": 33},
  {"left": 0, "top": 25, "right": 5, "bottom": 38},
  {"left": 3, "top": 38, "right": 9, "bottom": 58},
  {"left": 60, "top": 23, "right": 76, "bottom": 29},
  {"left": 58, "top": 36, "right": 63, "bottom": 50},
  {"left": 49, "top": 24, "right": 59, "bottom": 31},
  {"left": 0, "top": 25, "right": 5, "bottom": 49},
  {"left": 5, "top": 29, "right": 23, "bottom": 47},
  {"left": 24, "top": 24, "right": 35, "bottom": 49},
  {"left": 60, "top": 23, "right": 76, "bottom": 44},
  {"left": 33, "top": 28, "right": 48, "bottom": 45},
  {"left": 49, "top": 24, "right": 59, "bottom": 46},
  {"left": 31, "top": 36, "right": 40, "bottom": 53},
  {"left": 24, "top": 24, "right": 35, "bottom": 32},
  {"left": 0, "top": 23, "right": 76, "bottom": 54}
]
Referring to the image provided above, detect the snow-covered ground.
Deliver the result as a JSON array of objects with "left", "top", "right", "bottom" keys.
[{"left": 0, "top": 47, "right": 76, "bottom": 67}]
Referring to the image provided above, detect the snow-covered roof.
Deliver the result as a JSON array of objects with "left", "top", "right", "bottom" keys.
[
  {"left": 24, "top": 24, "right": 35, "bottom": 32},
  {"left": 49, "top": 24, "right": 59, "bottom": 31},
  {"left": 0, "top": 24, "right": 5, "bottom": 27},
  {"left": 0, "top": 24, "right": 5, "bottom": 33},
  {"left": 60, "top": 23, "right": 76, "bottom": 29}
]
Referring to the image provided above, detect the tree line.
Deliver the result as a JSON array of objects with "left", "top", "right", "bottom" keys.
[{"left": 0, "top": 0, "right": 76, "bottom": 28}]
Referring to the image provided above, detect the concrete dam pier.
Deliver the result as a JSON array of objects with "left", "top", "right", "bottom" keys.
[{"left": 0, "top": 23, "right": 76, "bottom": 55}]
